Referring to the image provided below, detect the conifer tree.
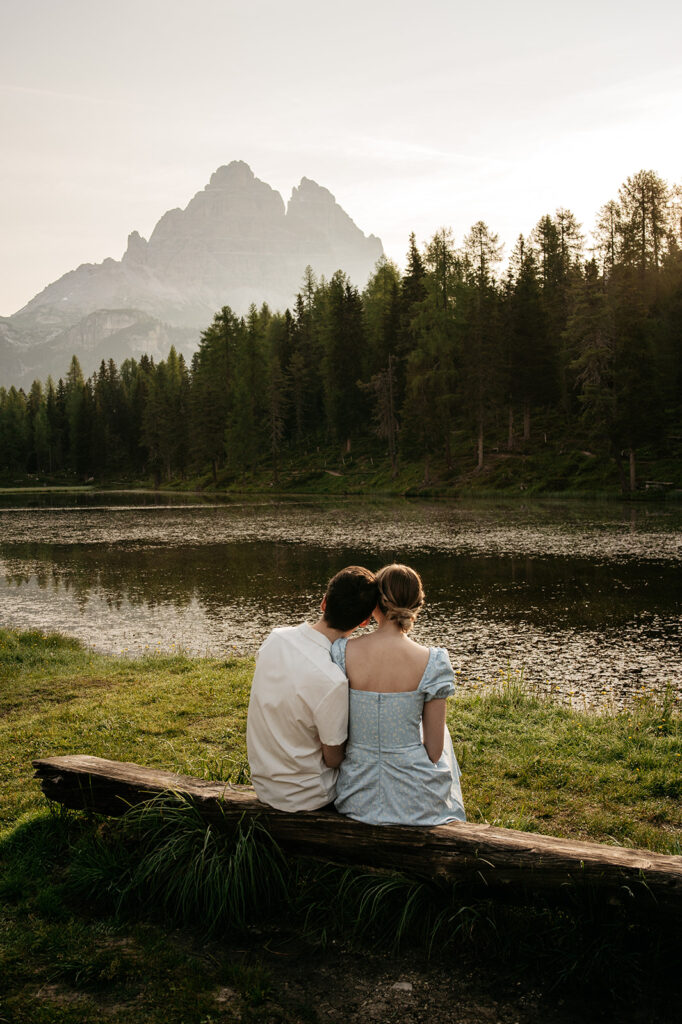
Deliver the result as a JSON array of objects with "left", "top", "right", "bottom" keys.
[
  {"left": 363, "top": 256, "right": 402, "bottom": 375},
  {"left": 225, "top": 306, "right": 266, "bottom": 473},
  {"left": 0, "top": 387, "right": 30, "bottom": 471},
  {"left": 320, "top": 272, "right": 367, "bottom": 451},
  {"left": 460, "top": 221, "right": 503, "bottom": 469},
  {"left": 504, "top": 236, "right": 547, "bottom": 447},
  {"left": 263, "top": 314, "right": 289, "bottom": 483},
  {"left": 618, "top": 170, "right": 670, "bottom": 274},
  {"left": 64, "top": 355, "right": 91, "bottom": 476},
  {"left": 402, "top": 229, "right": 459, "bottom": 476},
  {"left": 191, "top": 307, "right": 240, "bottom": 483}
]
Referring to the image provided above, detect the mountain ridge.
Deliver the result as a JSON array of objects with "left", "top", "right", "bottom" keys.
[{"left": 2, "top": 161, "right": 382, "bottom": 386}]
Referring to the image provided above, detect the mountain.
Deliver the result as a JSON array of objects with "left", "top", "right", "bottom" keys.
[{"left": 1, "top": 161, "right": 383, "bottom": 387}]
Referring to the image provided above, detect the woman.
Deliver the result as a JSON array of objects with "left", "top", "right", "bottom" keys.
[{"left": 331, "top": 563, "right": 465, "bottom": 826}]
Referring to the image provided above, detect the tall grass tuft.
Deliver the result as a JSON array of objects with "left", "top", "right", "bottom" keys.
[
  {"left": 68, "top": 795, "right": 290, "bottom": 934},
  {"left": 67, "top": 797, "right": 484, "bottom": 953},
  {"left": 295, "top": 863, "right": 483, "bottom": 954}
]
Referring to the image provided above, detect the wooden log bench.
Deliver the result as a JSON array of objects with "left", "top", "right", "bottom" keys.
[{"left": 33, "top": 754, "right": 682, "bottom": 908}]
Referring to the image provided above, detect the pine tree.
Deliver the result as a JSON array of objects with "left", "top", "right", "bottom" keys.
[
  {"left": 618, "top": 170, "right": 670, "bottom": 274},
  {"left": 0, "top": 387, "right": 31, "bottom": 472},
  {"left": 593, "top": 200, "right": 621, "bottom": 276},
  {"left": 190, "top": 307, "right": 240, "bottom": 482},
  {"left": 263, "top": 314, "right": 289, "bottom": 484},
  {"left": 460, "top": 221, "right": 503, "bottom": 469},
  {"left": 363, "top": 256, "right": 402, "bottom": 375},
  {"left": 320, "top": 272, "right": 367, "bottom": 451},
  {"left": 225, "top": 306, "right": 266, "bottom": 473},
  {"left": 64, "top": 355, "right": 91, "bottom": 476},
  {"left": 26, "top": 380, "right": 50, "bottom": 473},
  {"left": 286, "top": 270, "right": 325, "bottom": 445},
  {"left": 504, "top": 236, "right": 548, "bottom": 446},
  {"left": 402, "top": 229, "right": 460, "bottom": 477}
]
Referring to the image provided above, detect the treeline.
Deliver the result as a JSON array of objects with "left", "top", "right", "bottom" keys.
[{"left": 1, "top": 169, "right": 681, "bottom": 492}]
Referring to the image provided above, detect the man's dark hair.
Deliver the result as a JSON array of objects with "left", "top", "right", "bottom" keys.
[{"left": 323, "top": 566, "right": 378, "bottom": 632}]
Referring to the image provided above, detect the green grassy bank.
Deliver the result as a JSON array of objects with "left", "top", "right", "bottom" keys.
[
  {"left": 1, "top": 629, "right": 681, "bottom": 1022},
  {"left": 173, "top": 432, "right": 682, "bottom": 500},
  {"left": 4, "top": 425, "right": 682, "bottom": 499}
]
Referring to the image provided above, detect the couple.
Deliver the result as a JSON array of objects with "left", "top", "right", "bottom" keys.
[{"left": 246, "top": 564, "right": 466, "bottom": 826}]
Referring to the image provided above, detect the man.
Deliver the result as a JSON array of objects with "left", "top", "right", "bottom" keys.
[{"left": 246, "top": 566, "right": 378, "bottom": 812}]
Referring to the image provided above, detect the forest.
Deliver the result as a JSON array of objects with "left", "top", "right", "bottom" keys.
[{"left": 1, "top": 169, "right": 681, "bottom": 494}]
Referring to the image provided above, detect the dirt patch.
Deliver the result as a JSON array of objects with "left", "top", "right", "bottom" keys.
[
  {"left": 207, "top": 939, "right": 674, "bottom": 1024},
  {"left": 34, "top": 981, "right": 90, "bottom": 1006}
]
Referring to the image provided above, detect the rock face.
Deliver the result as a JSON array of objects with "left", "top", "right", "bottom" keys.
[{"left": 2, "top": 161, "right": 382, "bottom": 387}]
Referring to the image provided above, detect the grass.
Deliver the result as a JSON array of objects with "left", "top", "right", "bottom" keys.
[
  {"left": 2, "top": 628, "right": 679, "bottom": 853},
  {"left": 1, "top": 628, "right": 681, "bottom": 1021},
  {"left": 4, "top": 419, "right": 682, "bottom": 499}
]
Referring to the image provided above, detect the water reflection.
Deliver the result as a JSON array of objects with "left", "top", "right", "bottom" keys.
[{"left": 0, "top": 494, "right": 680, "bottom": 707}]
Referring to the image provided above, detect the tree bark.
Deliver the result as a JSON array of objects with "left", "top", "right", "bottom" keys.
[
  {"left": 444, "top": 431, "right": 453, "bottom": 472},
  {"left": 476, "top": 418, "right": 484, "bottom": 471},
  {"left": 612, "top": 447, "right": 629, "bottom": 495},
  {"left": 507, "top": 405, "right": 514, "bottom": 451},
  {"left": 32, "top": 756, "right": 682, "bottom": 907},
  {"left": 387, "top": 353, "right": 398, "bottom": 479},
  {"left": 629, "top": 448, "right": 637, "bottom": 493},
  {"left": 523, "top": 401, "right": 530, "bottom": 441}
]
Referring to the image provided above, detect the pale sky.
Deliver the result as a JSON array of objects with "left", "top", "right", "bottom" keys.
[{"left": 1, "top": 0, "right": 681, "bottom": 316}]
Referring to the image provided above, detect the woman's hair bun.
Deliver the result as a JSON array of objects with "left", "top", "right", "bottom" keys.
[
  {"left": 384, "top": 605, "right": 420, "bottom": 630},
  {"left": 375, "top": 563, "right": 424, "bottom": 633}
]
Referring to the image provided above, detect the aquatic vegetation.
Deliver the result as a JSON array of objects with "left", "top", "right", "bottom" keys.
[{"left": 1, "top": 495, "right": 680, "bottom": 705}]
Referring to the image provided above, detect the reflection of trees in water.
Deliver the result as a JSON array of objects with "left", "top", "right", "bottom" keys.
[
  {"left": 1, "top": 543, "right": 364, "bottom": 619},
  {"left": 1, "top": 542, "right": 680, "bottom": 631},
  {"left": 0, "top": 491, "right": 228, "bottom": 511}
]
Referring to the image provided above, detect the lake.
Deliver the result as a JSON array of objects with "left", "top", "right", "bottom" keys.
[{"left": 1, "top": 491, "right": 680, "bottom": 708}]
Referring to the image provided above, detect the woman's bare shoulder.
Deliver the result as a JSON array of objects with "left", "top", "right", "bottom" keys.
[
  {"left": 405, "top": 635, "right": 428, "bottom": 652},
  {"left": 346, "top": 632, "right": 376, "bottom": 648}
]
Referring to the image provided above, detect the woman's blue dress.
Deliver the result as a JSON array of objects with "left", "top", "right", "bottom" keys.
[{"left": 330, "top": 639, "right": 466, "bottom": 826}]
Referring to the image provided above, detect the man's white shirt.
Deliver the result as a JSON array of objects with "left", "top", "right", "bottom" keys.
[{"left": 246, "top": 622, "right": 348, "bottom": 811}]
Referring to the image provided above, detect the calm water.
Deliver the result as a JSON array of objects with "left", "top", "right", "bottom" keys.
[{"left": 1, "top": 491, "right": 680, "bottom": 707}]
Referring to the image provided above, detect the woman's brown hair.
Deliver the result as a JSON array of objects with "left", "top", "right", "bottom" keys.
[{"left": 375, "top": 563, "right": 424, "bottom": 632}]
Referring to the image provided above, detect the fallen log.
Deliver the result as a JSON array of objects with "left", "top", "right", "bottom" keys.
[{"left": 33, "top": 754, "right": 682, "bottom": 907}]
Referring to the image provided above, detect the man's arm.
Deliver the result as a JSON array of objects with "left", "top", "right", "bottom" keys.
[
  {"left": 321, "top": 741, "right": 346, "bottom": 768},
  {"left": 314, "top": 676, "right": 349, "bottom": 768}
]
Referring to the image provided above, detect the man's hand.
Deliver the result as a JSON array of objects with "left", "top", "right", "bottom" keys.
[{"left": 321, "top": 742, "right": 345, "bottom": 768}]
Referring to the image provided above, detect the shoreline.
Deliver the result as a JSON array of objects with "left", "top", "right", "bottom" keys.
[{"left": 2, "top": 437, "right": 681, "bottom": 503}]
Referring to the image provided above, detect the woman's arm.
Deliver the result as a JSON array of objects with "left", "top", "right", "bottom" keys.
[{"left": 422, "top": 699, "right": 446, "bottom": 763}]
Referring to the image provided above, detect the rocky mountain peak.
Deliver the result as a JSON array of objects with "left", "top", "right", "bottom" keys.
[
  {"left": 287, "top": 177, "right": 382, "bottom": 257},
  {"left": 207, "top": 161, "right": 257, "bottom": 189},
  {"left": 289, "top": 177, "right": 336, "bottom": 204},
  {"left": 3, "top": 162, "right": 383, "bottom": 386},
  {"left": 123, "top": 230, "right": 148, "bottom": 263}
]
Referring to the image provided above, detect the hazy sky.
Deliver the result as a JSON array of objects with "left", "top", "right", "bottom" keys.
[{"left": 1, "top": 0, "right": 681, "bottom": 316}]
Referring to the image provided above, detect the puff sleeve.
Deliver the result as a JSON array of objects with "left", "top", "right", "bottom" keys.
[
  {"left": 330, "top": 637, "right": 348, "bottom": 674},
  {"left": 419, "top": 647, "right": 455, "bottom": 700}
]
